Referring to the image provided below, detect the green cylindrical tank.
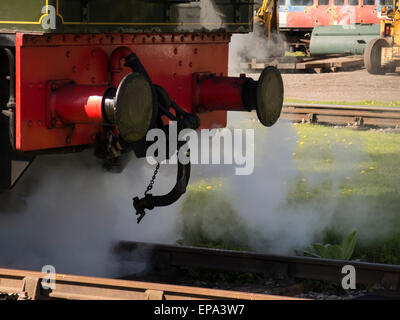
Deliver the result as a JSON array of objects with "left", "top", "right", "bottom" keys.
[{"left": 309, "top": 24, "right": 380, "bottom": 56}]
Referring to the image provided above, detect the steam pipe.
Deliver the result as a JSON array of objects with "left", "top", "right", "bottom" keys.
[
  {"left": 110, "top": 47, "right": 152, "bottom": 87},
  {"left": 110, "top": 46, "right": 134, "bottom": 87}
]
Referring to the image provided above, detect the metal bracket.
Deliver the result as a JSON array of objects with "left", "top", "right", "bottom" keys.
[
  {"left": 354, "top": 117, "right": 364, "bottom": 127},
  {"left": 306, "top": 113, "right": 317, "bottom": 124},
  {"left": 18, "top": 277, "right": 40, "bottom": 300},
  {"left": 145, "top": 289, "right": 165, "bottom": 300}
]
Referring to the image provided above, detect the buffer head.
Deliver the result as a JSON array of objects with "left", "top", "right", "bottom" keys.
[
  {"left": 255, "top": 66, "right": 284, "bottom": 127},
  {"left": 115, "top": 72, "right": 157, "bottom": 143}
]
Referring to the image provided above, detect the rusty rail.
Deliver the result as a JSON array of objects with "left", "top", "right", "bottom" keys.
[
  {"left": 0, "top": 267, "right": 298, "bottom": 300},
  {"left": 115, "top": 241, "right": 400, "bottom": 291},
  {"left": 281, "top": 103, "right": 400, "bottom": 128}
]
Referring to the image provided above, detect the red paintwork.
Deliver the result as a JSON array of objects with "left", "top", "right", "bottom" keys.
[
  {"left": 282, "top": 0, "right": 380, "bottom": 29},
  {"left": 15, "top": 33, "right": 231, "bottom": 151},
  {"left": 193, "top": 74, "right": 247, "bottom": 112},
  {"left": 50, "top": 84, "right": 107, "bottom": 125},
  {"left": 109, "top": 46, "right": 134, "bottom": 88},
  {"left": 287, "top": 8, "right": 315, "bottom": 29}
]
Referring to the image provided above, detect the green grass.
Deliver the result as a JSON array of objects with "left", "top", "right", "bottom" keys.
[
  {"left": 285, "top": 98, "right": 400, "bottom": 108},
  {"left": 291, "top": 124, "right": 400, "bottom": 263},
  {"left": 177, "top": 180, "right": 251, "bottom": 251},
  {"left": 177, "top": 123, "right": 400, "bottom": 265}
]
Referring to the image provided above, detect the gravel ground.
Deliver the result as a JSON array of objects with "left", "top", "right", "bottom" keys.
[
  {"left": 123, "top": 269, "right": 388, "bottom": 300},
  {"left": 230, "top": 69, "right": 400, "bottom": 103}
]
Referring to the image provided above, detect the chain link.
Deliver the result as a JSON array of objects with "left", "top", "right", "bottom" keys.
[{"left": 144, "top": 162, "right": 160, "bottom": 195}]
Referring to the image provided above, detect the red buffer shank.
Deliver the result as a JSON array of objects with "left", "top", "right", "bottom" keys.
[
  {"left": 192, "top": 66, "right": 284, "bottom": 127},
  {"left": 49, "top": 84, "right": 109, "bottom": 125}
]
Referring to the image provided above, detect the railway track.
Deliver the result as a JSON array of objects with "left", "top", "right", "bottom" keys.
[
  {"left": 0, "top": 267, "right": 299, "bottom": 300},
  {"left": 115, "top": 241, "right": 400, "bottom": 292},
  {"left": 281, "top": 103, "right": 400, "bottom": 128},
  {"left": 2, "top": 241, "right": 400, "bottom": 300}
]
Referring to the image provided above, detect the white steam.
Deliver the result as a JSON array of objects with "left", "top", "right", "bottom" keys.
[
  {"left": 183, "top": 113, "right": 381, "bottom": 255},
  {"left": 175, "top": 0, "right": 224, "bottom": 31},
  {"left": 0, "top": 153, "right": 181, "bottom": 277},
  {"left": 223, "top": 115, "right": 355, "bottom": 253},
  {"left": 199, "top": 0, "right": 224, "bottom": 28},
  {"left": 0, "top": 113, "right": 388, "bottom": 277},
  {"left": 229, "top": 30, "right": 286, "bottom": 73}
]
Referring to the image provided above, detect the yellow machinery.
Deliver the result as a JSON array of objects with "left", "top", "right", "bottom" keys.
[
  {"left": 364, "top": 0, "right": 400, "bottom": 74},
  {"left": 255, "top": 0, "right": 280, "bottom": 40},
  {"left": 251, "top": 0, "right": 283, "bottom": 57}
]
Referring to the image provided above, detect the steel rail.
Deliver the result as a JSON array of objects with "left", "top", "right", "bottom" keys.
[
  {"left": 281, "top": 103, "right": 400, "bottom": 127},
  {"left": 0, "top": 267, "right": 298, "bottom": 300},
  {"left": 116, "top": 241, "right": 400, "bottom": 291}
]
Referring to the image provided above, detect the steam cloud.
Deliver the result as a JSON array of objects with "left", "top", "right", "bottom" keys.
[
  {"left": 0, "top": 153, "right": 182, "bottom": 277},
  {"left": 175, "top": 0, "right": 224, "bottom": 31},
  {"left": 0, "top": 113, "right": 390, "bottom": 278},
  {"left": 185, "top": 114, "right": 384, "bottom": 255},
  {"left": 229, "top": 27, "right": 286, "bottom": 73}
]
